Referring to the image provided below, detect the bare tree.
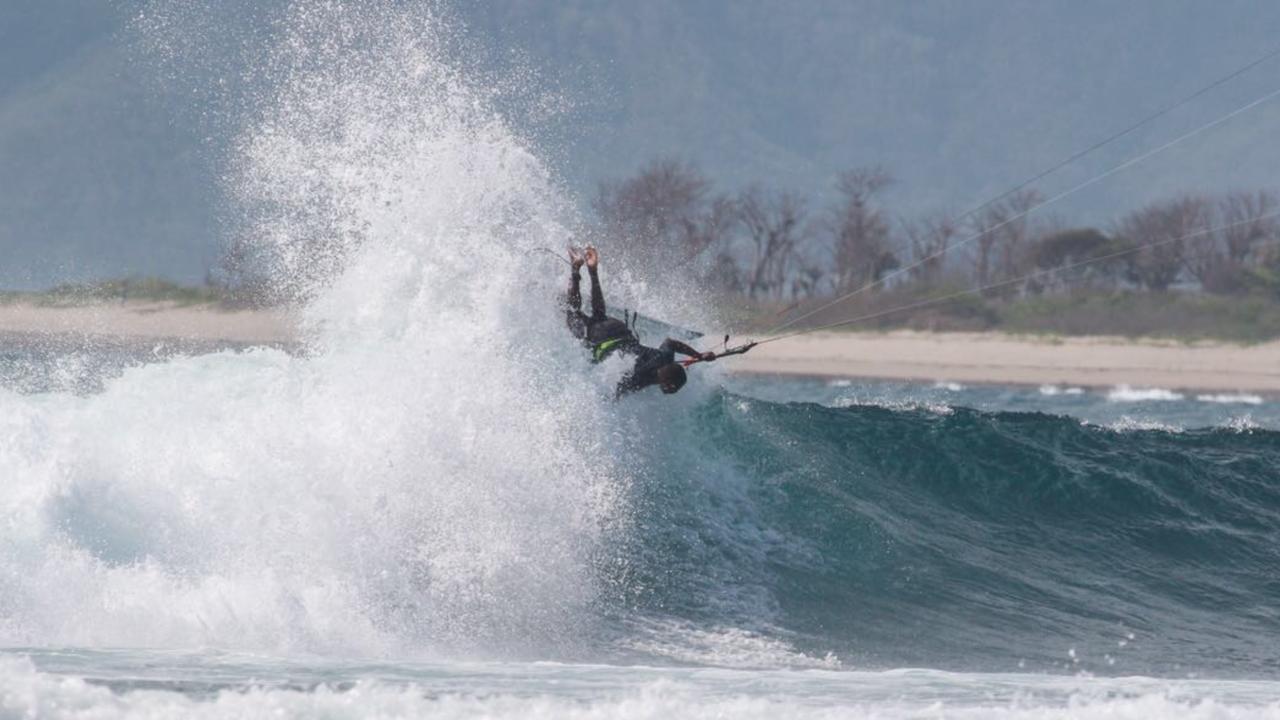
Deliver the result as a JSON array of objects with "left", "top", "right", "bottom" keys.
[
  {"left": 738, "top": 186, "right": 808, "bottom": 299},
  {"left": 693, "top": 195, "right": 739, "bottom": 263},
  {"left": 592, "top": 157, "right": 744, "bottom": 295},
  {"left": 1115, "top": 196, "right": 1209, "bottom": 292},
  {"left": 1179, "top": 201, "right": 1228, "bottom": 292},
  {"left": 705, "top": 249, "right": 744, "bottom": 295},
  {"left": 594, "top": 158, "right": 712, "bottom": 264},
  {"left": 825, "top": 167, "right": 897, "bottom": 292},
  {"left": 968, "top": 189, "right": 1042, "bottom": 290},
  {"left": 1178, "top": 190, "right": 1280, "bottom": 294},
  {"left": 1220, "top": 190, "right": 1279, "bottom": 265},
  {"left": 790, "top": 264, "right": 827, "bottom": 299},
  {"left": 901, "top": 212, "right": 958, "bottom": 284}
]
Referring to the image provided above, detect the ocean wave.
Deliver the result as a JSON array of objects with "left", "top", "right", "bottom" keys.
[
  {"left": 3, "top": 0, "right": 1278, "bottom": 685},
  {"left": 4, "top": 656, "right": 1279, "bottom": 720},
  {"left": 1223, "top": 415, "right": 1262, "bottom": 432},
  {"left": 1039, "top": 385, "right": 1085, "bottom": 396},
  {"left": 1103, "top": 415, "right": 1186, "bottom": 432},
  {"left": 615, "top": 395, "right": 1280, "bottom": 675},
  {"left": 1106, "top": 385, "right": 1185, "bottom": 402},
  {"left": 620, "top": 620, "right": 840, "bottom": 669},
  {"left": 833, "top": 395, "right": 954, "bottom": 415},
  {"left": 0, "top": 1, "right": 622, "bottom": 659},
  {"left": 1196, "top": 393, "right": 1265, "bottom": 405}
]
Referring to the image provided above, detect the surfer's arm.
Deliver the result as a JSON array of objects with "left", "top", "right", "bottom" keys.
[{"left": 662, "top": 338, "right": 715, "bottom": 362}]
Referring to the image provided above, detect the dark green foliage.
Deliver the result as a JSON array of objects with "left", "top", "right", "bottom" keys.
[
  {"left": 973, "top": 291, "right": 1280, "bottom": 343},
  {"left": 1030, "top": 228, "right": 1111, "bottom": 269},
  {"left": 756, "top": 288, "right": 1280, "bottom": 343},
  {"left": 17, "top": 277, "right": 226, "bottom": 307}
]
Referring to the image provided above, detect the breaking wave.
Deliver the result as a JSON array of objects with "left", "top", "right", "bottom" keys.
[{"left": 1, "top": 1, "right": 1278, "bottom": 685}]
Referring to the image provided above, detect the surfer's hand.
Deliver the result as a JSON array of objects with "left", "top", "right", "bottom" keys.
[
  {"left": 585, "top": 246, "right": 599, "bottom": 269},
  {"left": 568, "top": 246, "right": 585, "bottom": 270},
  {"left": 701, "top": 352, "right": 716, "bottom": 362}
]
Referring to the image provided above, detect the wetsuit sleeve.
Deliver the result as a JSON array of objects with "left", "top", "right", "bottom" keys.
[
  {"left": 659, "top": 338, "right": 697, "bottom": 359},
  {"left": 587, "top": 267, "right": 607, "bottom": 321},
  {"left": 614, "top": 345, "right": 667, "bottom": 399}
]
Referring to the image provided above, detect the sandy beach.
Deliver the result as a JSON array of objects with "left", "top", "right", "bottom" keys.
[
  {"left": 0, "top": 301, "right": 296, "bottom": 348},
  {"left": 736, "top": 330, "right": 1280, "bottom": 394},
  {"left": 4, "top": 302, "right": 1280, "bottom": 393}
]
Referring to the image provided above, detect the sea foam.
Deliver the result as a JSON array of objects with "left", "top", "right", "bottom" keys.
[
  {"left": 0, "top": 1, "right": 630, "bottom": 658},
  {"left": 1106, "top": 385, "right": 1185, "bottom": 402},
  {"left": 4, "top": 655, "right": 1280, "bottom": 720}
]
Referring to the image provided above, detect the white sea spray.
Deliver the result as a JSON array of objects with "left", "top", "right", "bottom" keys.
[{"left": 0, "top": 1, "right": 632, "bottom": 658}]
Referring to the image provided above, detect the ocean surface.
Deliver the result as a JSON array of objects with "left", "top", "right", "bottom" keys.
[
  {"left": 3, "top": 2, "right": 1279, "bottom": 716},
  {"left": 4, "top": 342, "right": 1280, "bottom": 717}
]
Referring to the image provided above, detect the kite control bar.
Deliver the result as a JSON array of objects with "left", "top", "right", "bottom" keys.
[{"left": 680, "top": 336, "right": 758, "bottom": 368}]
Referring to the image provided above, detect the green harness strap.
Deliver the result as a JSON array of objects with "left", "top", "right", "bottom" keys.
[{"left": 593, "top": 337, "right": 624, "bottom": 363}]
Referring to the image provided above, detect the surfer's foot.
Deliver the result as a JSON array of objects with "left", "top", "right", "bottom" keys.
[
  {"left": 585, "top": 245, "right": 599, "bottom": 269},
  {"left": 568, "top": 246, "right": 585, "bottom": 270}
]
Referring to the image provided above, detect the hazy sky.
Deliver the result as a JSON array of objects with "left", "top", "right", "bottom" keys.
[{"left": 1, "top": 0, "right": 1277, "bottom": 287}]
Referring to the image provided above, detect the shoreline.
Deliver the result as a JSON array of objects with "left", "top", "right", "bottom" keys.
[
  {"left": 730, "top": 367, "right": 1278, "bottom": 399},
  {"left": 4, "top": 302, "right": 1280, "bottom": 393},
  {"left": 0, "top": 300, "right": 296, "bottom": 347},
  {"left": 733, "top": 330, "right": 1280, "bottom": 394}
]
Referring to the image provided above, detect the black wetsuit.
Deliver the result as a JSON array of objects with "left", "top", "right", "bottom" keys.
[{"left": 565, "top": 266, "right": 677, "bottom": 395}]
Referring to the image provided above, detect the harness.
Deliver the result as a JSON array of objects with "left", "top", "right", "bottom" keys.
[
  {"left": 592, "top": 311, "right": 643, "bottom": 362},
  {"left": 592, "top": 337, "right": 625, "bottom": 363}
]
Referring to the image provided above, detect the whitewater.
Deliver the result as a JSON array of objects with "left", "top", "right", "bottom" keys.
[{"left": 2, "top": 2, "right": 1279, "bottom": 717}]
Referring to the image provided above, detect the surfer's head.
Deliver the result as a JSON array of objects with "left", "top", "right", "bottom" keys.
[{"left": 657, "top": 363, "right": 687, "bottom": 394}]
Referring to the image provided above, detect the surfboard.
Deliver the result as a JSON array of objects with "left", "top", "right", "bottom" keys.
[{"left": 611, "top": 305, "right": 703, "bottom": 344}]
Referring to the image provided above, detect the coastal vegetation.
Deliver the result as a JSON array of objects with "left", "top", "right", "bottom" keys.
[
  {"left": 0, "top": 277, "right": 225, "bottom": 308},
  {"left": 11, "top": 158, "right": 1280, "bottom": 343},
  {"left": 587, "top": 157, "right": 1280, "bottom": 342}
]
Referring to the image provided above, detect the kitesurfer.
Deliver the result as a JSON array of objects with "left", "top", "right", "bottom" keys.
[{"left": 564, "top": 245, "right": 714, "bottom": 396}]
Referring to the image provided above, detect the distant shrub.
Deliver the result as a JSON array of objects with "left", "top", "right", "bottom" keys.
[{"left": 38, "top": 277, "right": 225, "bottom": 306}]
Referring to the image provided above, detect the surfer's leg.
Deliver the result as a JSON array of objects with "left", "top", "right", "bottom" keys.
[
  {"left": 567, "top": 267, "right": 583, "bottom": 312},
  {"left": 564, "top": 271, "right": 590, "bottom": 340},
  {"left": 567, "top": 310, "right": 589, "bottom": 340}
]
